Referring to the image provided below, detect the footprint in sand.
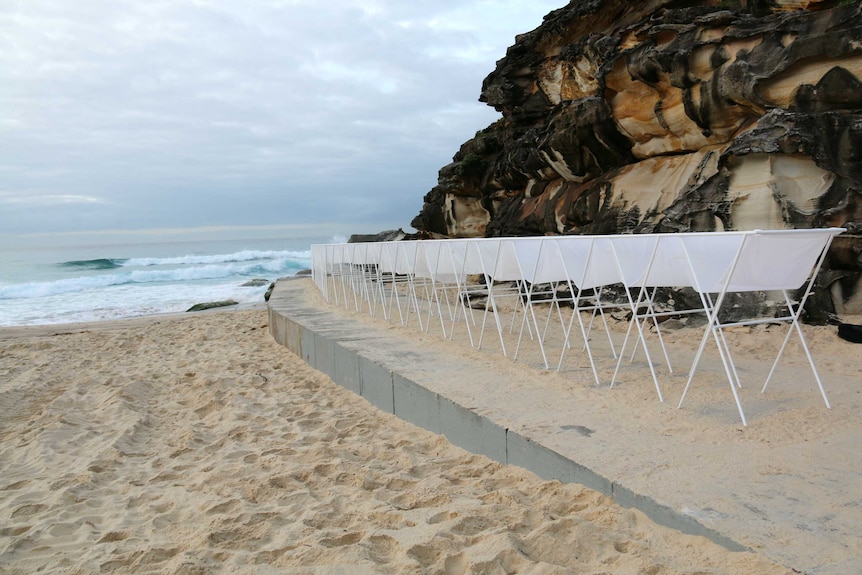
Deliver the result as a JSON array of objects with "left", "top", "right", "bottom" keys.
[
  {"left": 97, "top": 531, "right": 130, "bottom": 543},
  {"left": 207, "top": 529, "right": 244, "bottom": 546},
  {"left": 152, "top": 510, "right": 179, "bottom": 529},
  {"left": 384, "top": 477, "right": 417, "bottom": 491},
  {"left": 101, "top": 558, "right": 131, "bottom": 572},
  {"left": 206, "top": 499, "right": 240, "bottom": 515},
  {"left": 254, "top": 546, "right": 294, "bottom": 564},
  {"left": 48, "top": 521, "right": 86, "bottom": 537},
  {"left": 370, "top": 510, "right": 414, "bottom": 530},
  {"left": 320, "top": 531, "right": 363, "bottom": 548},
  {"left": 268, "top": 474, "right": 303, "bottom": 490},
  {"left": 450, "top": 515, "right": 494, "bottom": 536},
  {"left": 136, "top": 547, "right": 180, "bottom": 565},
  {"left": 11, "top": 503, "right": 48, "bottom": 518},
  {"left": 443, "top": 552, "right": 467, "bottom": 575},
  {"left": 313, "top": 463, "right": 338, "bottom": 476},
  {"left": 168, "top": 447, "right": 191, "bottom": 459},
  {"left": 428, "top": 510, "right": 459, "bottom": 525},
  {"left": 194, "top": 401, "right": 221, "bottom": 419},
  {"left": 0, "top": 526, "right": 31, "bottom": 536},
  {"left": 391, "top": 490, "right": 451, "bottom": 511},
  {"left": 407, "top": 543, "right": 441, "bottom": 565},
  {"left": 363, "top": 534, "right": 399, "bottom": 563},
  {"left": 147, "top": 471, "right": 180, "bottom": 484}
]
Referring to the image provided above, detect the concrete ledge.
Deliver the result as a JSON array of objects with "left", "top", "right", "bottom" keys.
[
  {"left": 359, "top": 357, "right": 394, "bottom": 412},
  {"left": 314, "top": 332, "right": 336, "bottom": 380},
  {"left": 333, "top": 343, "right": 361, "bottom": 395},
  {"left": 301, "top": 326, "right": 315, "bottom": 367},
  {"left": 610, "top": 481, "right": 746, "bottom": 552},
  {"left": 393, "top": 374, "right": 442, "bottom": 434},
  {"left": 506, "top": 430, "right": 612, "bottom": 498},
  {"left": 439, "top": 397, "right": 508, "bottom": 464},
  {"left": 267, "top": 277, "right": 745, "bottom": 554}
]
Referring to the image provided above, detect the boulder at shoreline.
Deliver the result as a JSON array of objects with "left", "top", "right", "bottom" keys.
[{"left": 186, "top": 300, "right": 239, "bottom": 312}]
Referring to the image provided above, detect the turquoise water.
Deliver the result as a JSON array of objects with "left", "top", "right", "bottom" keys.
[{"left": 0, "top": 232, "right": 341, "bottom": 326}]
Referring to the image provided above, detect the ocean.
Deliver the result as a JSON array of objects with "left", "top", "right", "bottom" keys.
[{"left": 0, "top": 232, "right": 341, "bottom": 327}]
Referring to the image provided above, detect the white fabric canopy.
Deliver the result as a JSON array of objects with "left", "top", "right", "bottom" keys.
[{"left": 310, "top": 228, "right": 845, "bottom": 425}]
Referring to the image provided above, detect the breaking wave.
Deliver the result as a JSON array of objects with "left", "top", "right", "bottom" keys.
[
  {"left": 58, "top": 258, "right": 125, "bottom": 270},
  {"left": 56, "top": 249, "right": 311, "bottom": 270},
  {"left": 3, "top": 253, "right": 311, "bottom": 300},
  {"left": 121, "top": 249, "right": 311, "bottom": 267}
]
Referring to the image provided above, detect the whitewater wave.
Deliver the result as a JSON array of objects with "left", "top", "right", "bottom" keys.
[
  {"left": 2, "top": 256, "right": 310, "bottom": 300},
  {"left": 122, "top": 249, "right": 312, "bottom": 267},
  {"left": 54, "top": 249, "right": 312, "bottom": 270}
]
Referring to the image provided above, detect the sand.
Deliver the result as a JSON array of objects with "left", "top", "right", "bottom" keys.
[
  {"left": 284, "top": 278, "right": 862, "bottom": 574},
  {"left": 0, "top": 307, "right": 796, "bottom": 574}
]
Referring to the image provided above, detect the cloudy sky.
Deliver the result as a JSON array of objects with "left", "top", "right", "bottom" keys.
[{"left": 1, "top": 0, "right": 562, "bottom": 240}]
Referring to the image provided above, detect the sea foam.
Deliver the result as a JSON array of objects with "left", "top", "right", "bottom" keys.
[{"left": 1, "top": 250, "right": 311, "bottom": 300}]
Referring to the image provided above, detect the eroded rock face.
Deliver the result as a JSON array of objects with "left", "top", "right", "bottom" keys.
[{"left": 411, "top": 0, "right": 862, "bottom": 321}]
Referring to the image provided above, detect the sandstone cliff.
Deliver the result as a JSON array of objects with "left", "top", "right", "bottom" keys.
[{"left": 411, "top": 0, "right": 862, "bottom": 321}]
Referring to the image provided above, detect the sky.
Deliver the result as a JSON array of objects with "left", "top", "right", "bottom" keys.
[{"left": 0, "top": 0, "right": 564, "bottom": 241}]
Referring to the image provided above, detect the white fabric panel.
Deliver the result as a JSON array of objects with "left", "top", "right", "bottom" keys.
[
  {"left": 469, "top": 239, "right": 504, "bottom": 280},
  {"left": 311, "top": 244, "right": 327, "bottom": 291},
  {"left": 339, "top": 242, "right": 381, "bottom": 266},
  {"left": 311, "top": 245, "right": 326, "bottom": 270},
  {"left": 376, "top": 242, "right": 399, "bottom": 274},
  {"left": 321, "top": 244, "right": 342, "bottom": 265},
  {"left": 567, "top": 237, "right": 621, "bottom": 289},
  {"left": 725, "top": 229, "right": 844, "bottom": 292},
  {"left": 604, "top": 235, "right": 660, "bottom": 287},
  {"left": 311, "top": 228, "right": 844, "bottom": 302},
  {"left": 500, "top": 238, "right": 566, "bottom": 284},
  {"left": 358, "top": 242, "right": 384, "bottom": 265},
  {"left": 641, "top": 235, "right": 697, "bottom": 288},
  {"left": 445, "top": 239, "right": 486, "bottom": 277},
  {"left": 467, "top": 239, "right": 505, "bottom": 278},
  {"left": 377, "top": 242, "right": 419, "bottom": 275},
  {"left": 414, "top": 240, "right": 463, "bottom": 282},
  {"left": 412, "top": 242, "right": 437, "bottom": 279},
  {"left": 393, "top": 241, "right": 419, "bottom": 275},
  {"left": 648, "top": 233, "right": 745, "bottom": 289},
  {"left": 338, "top": 244, "right": 356, "bottom": 265},
  {"left": 485, "top": 240, "right": 523, "bottom": 281},
  {"left": 677, "top": 233, "right": 749, "bottom": 293}
]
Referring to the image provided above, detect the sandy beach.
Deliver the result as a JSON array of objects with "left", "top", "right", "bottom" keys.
[
  {"left": 0, "top": 306, "right": 796, "bottom": 574},
  {"left": 277, "top": 278, "right": 862, "bottom": 574}
]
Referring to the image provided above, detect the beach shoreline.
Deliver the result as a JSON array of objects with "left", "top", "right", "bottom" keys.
[{"left": 0, "top": 301, "right": 267, "bottom": 340}]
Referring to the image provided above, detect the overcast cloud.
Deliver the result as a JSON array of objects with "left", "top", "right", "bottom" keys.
[{"left": 0, "top": 0, "right": 562, "bottom": 238}]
